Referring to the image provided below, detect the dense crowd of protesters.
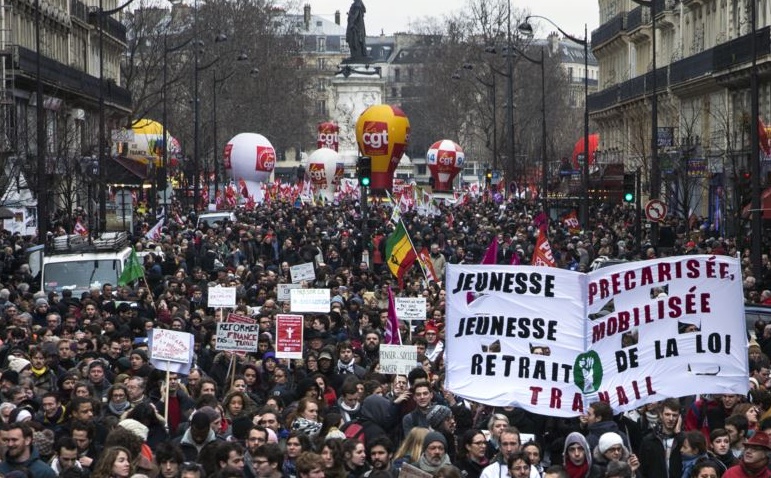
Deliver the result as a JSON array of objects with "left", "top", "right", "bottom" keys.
[{"left": 0, "top": 196, "right": 765, "bottom": 478}]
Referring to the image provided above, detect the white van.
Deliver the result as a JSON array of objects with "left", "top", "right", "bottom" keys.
[
  {"left": 197, "top": 211, "right": 237, "bottom": 229},
  {"left": 40, "top": 232, "right": 133, "bottom": 298}
]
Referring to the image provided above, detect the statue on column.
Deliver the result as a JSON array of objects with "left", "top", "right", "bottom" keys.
[{"left": 345, "top": 0, "right": 368, "bottom": 61}]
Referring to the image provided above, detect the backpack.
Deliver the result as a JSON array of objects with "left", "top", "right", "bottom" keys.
[{"left": 341, "top": 420, "right": 366, "bottom": 447}]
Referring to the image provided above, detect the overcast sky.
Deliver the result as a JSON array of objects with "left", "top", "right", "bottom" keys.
[{"left": 307, "top": 0, "right": 601, "bottom": 40}]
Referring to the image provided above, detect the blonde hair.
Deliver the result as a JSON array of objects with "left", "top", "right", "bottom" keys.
[{"left": 394, "top": 427, "right": 429, "bottom": 461}]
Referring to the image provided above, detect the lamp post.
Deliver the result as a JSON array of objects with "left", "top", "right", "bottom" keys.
[
  {"left": 211, "top": 52, "right": 249, "bottom": 200},
  {"left": 35, "top": 0, "right": 46, "bottom": 241},
  {"left": 630, "top": 0, "right": 659, "bottom": 248},
  {"left": 520, "top": 16, "right": 589, "bottom": 229},
  {"left": 750, "top": 0, "right": 762, "bottom": 282},
  {"left": 94, "top": 0, "right": 134, "bottom": 234}
]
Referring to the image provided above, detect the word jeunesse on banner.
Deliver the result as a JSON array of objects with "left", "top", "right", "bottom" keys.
[{"left": 444, "top": 256, "right": 747, "bottom": 417}]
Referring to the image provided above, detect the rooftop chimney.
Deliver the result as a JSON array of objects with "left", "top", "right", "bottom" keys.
[{"left": 303, "top": 4, "right": 311, "bottom": 31}]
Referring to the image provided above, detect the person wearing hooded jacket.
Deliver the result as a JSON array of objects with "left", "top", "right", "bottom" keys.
[
  {"left": 591, "top": 432, "right": 641, "bottom": 478},
  {"left": 0, "top": 422, "right": 57, "bottom": 478},
  {"left": 357, "top": 393, "right": 398, "bottom": 446},
  {"left": 562, "top": 432, "right": 602, "bottom": 478}
]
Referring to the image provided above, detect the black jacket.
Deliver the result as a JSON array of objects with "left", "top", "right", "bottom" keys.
[{"left": 638, "top": 428, "right": 684, "bottom": 478}]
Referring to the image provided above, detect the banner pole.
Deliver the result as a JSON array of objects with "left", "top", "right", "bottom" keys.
[{"left": 164, "top": 361, "right": 170, "bottom": 433}]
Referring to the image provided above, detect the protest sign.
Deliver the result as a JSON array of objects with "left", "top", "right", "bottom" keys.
[
  {"left": 216, "top": 322, "right": 260, "bottom": 352},
  {"left": 290, "top": 288, "right": 330, "bottom": 312},
  {"left": 445, "top": 256, "right": 747, "bottom": 417},
  {"left": 395, "top": 297, "right": 427, "bottom": 321},
  {"left": 208, "top": 286, "right": 236, "bottom": 308},
  {"left": 278, "top": 283, "right": 302, "bottom": 301},
  {"left": 290, "top": 262, "right": 316, "bottom": 284},
  {"left": 224, "top": 313, "right": 256, "bottom": 356},
  {"left": 149, "top": 329, "right": 193, "bottom": 364},
  {"left": 379, "top": 345, "right": 418, "bottom": 375},
  {"left": 275, "top": 314, "right": 304, "bottom": 359}
]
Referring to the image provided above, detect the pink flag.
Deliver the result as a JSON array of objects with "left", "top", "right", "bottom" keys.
[
  {"left": 481, "top": 238, "right": 498, "bottom": 265},
  {"left": 510, "top": 249, "right": 520, "bottom": 265},
  {"left": 385, "top": 287, "right": 402, "bottom": 345}
]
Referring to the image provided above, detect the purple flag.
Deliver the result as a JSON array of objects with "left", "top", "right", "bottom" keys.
[{"left": 385, "top": 287, "right": 402, "bottom": 345}]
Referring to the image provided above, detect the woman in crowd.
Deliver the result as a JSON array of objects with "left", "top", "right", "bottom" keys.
[
  {"left": 91, "top": 446, "right": 134, "bottom": 478},
  {"left": 103, "top": 384, "right": 130, "bottom": 421},
  {"left": 342, "top": 439, "right": 370, "bottom": 478},
  {"left": 485, "top": 413, "right": 510, "bottom": 460},
  {"left": 393, "top": 427, "right": 430, "bottom": 471},
  {"left": 283, "top": 431, "right": 313, "bottom": 478},
  {"left": 456, "top": 429, "right": 489, "bottom": 478},
  {"left": 320, "top": 437, "right": 348, "bottom": 478},
  {"left": 290, "top": 397, "right": 323, "bottom": 440}
]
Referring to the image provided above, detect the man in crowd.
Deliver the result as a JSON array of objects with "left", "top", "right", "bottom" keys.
[
  {"left": 723, "top": 432, "right": 771, "bottom": 477},
  {"left": 0, "top": 423, "right": 57, "bottom": 477},
  {"left": 402, "top": 382, "right": 435, "bottom": 434},
  {"left": 173, "top": 410, "right": 221, "bottom": 461},
  {"left": 481, "top": 427, "right": 539, "bottom": 478},
  {"left": 639, "top": 397, "right": 685, "bottom": 478},
  {"left": 250, "top": 443, "right": 283, "bottom": 478},
  {"left": 367, "top": 436, "right": 396, "bottom": 477},
  {"left": 413, "top": 431, "right": 451, "bottom": 473},
  {"left": 49, "top": 437, "right": 84, "bottom": 476}
]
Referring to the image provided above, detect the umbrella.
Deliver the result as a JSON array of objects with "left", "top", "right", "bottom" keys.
[{"left": 571, "top": 133, "right": 600, "bottom": 169}]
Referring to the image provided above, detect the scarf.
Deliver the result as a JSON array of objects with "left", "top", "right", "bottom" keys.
[
  {"left": 564, "top": 460, "right": 589, "bottom": 478},
  {"left": 740, "top": 457, "right": 770, "bottom": 477},
  {"left": 31, "top": 366, "right": 47, "bottom": 377},
  {"left": 681, "top": 452, "right": 703, "bottom": 478},
  {"left": 44, "top": 405, "right": 66, "bottom": 425},
  {"left": 282, "top": 457, "right": 297, "bottom": 478},
  {"left": 417, "top": 453, "right": 451, "bottom": 474},
  {"left": 108, "top": 400, "right": 131, "bottom": 416},
  {"left": 337, "top": 359, "right": 355, "bottom": 374}
]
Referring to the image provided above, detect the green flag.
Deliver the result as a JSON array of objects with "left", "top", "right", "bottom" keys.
[{"left": 118, "top": 247, "right": 144, "bottom": 286}]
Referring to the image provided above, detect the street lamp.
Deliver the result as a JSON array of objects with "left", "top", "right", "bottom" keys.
[
  {"left": 211, "top": 51, "right": 249, "bottom": 200},
  {"left": 750, "top": 0, "right": 762, "bottom": 282},
  {"left": 629, "top": 0, "right": 660, "bottom": 247},
  {"left": 94, "top": 0, "right": 135, "bottom": 234},
  {"left": 35, "top": 0, "right": 46, "bottom": 241},
  {"left": 519, "top": 16, "right": 589, "bottom": 230}
]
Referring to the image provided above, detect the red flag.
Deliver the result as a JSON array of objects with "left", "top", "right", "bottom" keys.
[
  {"left": 510, "top": 249, "right": 520, "bottom": 265},
  {"left": 532, "top": 211, "right": 549, "bottom": 233},
  {"left": 563, "top": 210, "right": 581, "bottom": 235},
  {"left": 481, "top": 238, "right": 498, "bottom": 265},
  {"left": 532, "top": 232, "right": 557, "bottom": 267},
  {"left": 385, "top": 287, "right": 402, "bottom": 345},
  {"left": 73, "top": 219, "right": 88, "bottom": 237},
  {"left": 417, "top": 248, "right": 439, "bottom": 283}
]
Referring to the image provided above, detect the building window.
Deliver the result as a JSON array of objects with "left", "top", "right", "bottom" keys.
[
  {"left": 316, "top": 100, "right": 327, "bottom": 116},
  {"left": 317, "top": 57, "right": 326, "bottom": 70},
  {"left": 391, "top": 87, "right": 398, "bottom": 98},
  {"left": 394, "top": 68, "right": 400, "bottom": 82},
  {"left": 317, "top": 37, "right": 326, "bottom": 52},
  {"left": 317, "top": 78, "right": 326, "bottom": 92}
]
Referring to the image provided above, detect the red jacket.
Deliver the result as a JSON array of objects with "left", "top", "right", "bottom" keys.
[{"left": 723, "top": 463, "right": 771, "bottom": 478}]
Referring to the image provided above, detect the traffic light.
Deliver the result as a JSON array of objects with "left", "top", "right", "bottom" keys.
[
  {"left": 739, "top": 170, "right": 752, "bottom": 205},
  {"left": 485, "top": 169, "right": 492, "bottom": 187},
  {"left": 623, "top": 173, "right": 635, "bottom": 203},
  {"left": 357, "top": 156, "right": 371, "bottom": 187}
]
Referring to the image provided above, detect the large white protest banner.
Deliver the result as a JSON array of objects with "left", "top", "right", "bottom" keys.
[
  {"left": 445, "top": 256, "right": 747, "bottom": 417},
  {"left": 216, "top": 322, "right": 260, "bottom": 352},
  {"left": 290, "top": 288, "right": 330, "bottom": 313}
]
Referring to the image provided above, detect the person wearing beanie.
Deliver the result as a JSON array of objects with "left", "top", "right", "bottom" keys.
[
  {"left": 562, "top": 432, "right": 602, "bottom": 478},
  {"left": 171, "top": 407, "right": 222, "bottom": 462},
  {"left": 427, "top": 404, "right": 458, "bottom": 461},
  {"left": 592, "top": 432, "right": 640, "bottom": 477},
  {"left": 424, "top": 324, "right": 444, "bottom": 363},
  {"left": 412, "top": 431, "right": 451, "bottom": 474}
]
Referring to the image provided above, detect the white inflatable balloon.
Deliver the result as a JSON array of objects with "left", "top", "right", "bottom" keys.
[
  {"left": 305, "top": 148, "right": 342, "bottom": 201},
  {"left": 223, "top": 133, "right": 276, "bottom": 190}
]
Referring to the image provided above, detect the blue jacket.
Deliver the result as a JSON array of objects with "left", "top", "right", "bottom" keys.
[{"left": 0, "top": 446, "right": 57, "bottom": 478}]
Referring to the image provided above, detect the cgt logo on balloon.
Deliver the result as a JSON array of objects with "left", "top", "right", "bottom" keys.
[
  {"left": 307, "top": 163, "right": 328, "bottom": 187},
  {"left": 255, "top": 146, "right": 275, "bottom": 172},
  {"left": 360, "top": 122, "right": 389, "bottom": 155},
  {"left": 317, "top": 122, "right": 339, "bottom": 151}
]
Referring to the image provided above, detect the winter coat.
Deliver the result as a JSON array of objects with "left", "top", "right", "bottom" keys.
[{"left": 0, "top": 446, "right": 57, "bottom": 478}]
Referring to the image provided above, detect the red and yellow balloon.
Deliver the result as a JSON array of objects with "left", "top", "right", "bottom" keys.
[{"left": 355, "top": 104, "right": 410, "bottom": 192}]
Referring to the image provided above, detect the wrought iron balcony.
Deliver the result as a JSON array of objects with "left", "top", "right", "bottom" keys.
[{"left": 591, "top": 13, "right": 626, "bottom": 48}]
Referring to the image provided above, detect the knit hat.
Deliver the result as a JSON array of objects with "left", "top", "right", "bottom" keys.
[
  {"left": 7, "top": 356, "right": 30, "bottom": 373},
  {"left": 33, "top": 429, "right": 54, "bottom": 457},
  {"left": 35, "top": 298, "right": 48, "bottom": 307},
  {"left": 130, "top": 349, "right": 148, "bottom": 362},
  {"left": 118, "top": 418, "right": 149, "bottom": 441},
  {"left": 422, "top": 431, "right": 448, "bottom": 452},
  {"left": 13, "top": 409, "right": 31, "bottom": 423},
  {"left": 598, "top": 432, "right": 624, "bottom": 454},
  {"left": 191, "top": 411, "right": 213, "bottom": 430},
  {"left": 427, "top": 405, "right": 453, "bottom": 430},
  {"left": 266, "top": 427, "right": 278, "bottom": 444},
  {"left": 1, "top": 370, "right": 19, "bottom": 385}
]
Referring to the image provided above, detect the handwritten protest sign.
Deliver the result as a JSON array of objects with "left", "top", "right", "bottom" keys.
[
  {"left": 275, "top": 314, "right": 304, "bottom": 359},
  {"left": 208, "top": 287, "right": 236, "bottom": 308},
  {"left": 149, "top": 329, "right": 193, "bottom": 364},
  {"left": 395, "top": 297, "right": 427, "bottom": 321},
  {"left": 290, "top": 262, "right": 315, "bottom": 284},
  {"left": 216, "top": 322, "right": 260, "bottom": 352},
  {"left": 380, "top": 345, "right": 418, "bottom": 375},
  {"left": 277, "top": 283, "right": 302, "bottom": 301},
  {"left": 290, "top": 288, "right": 330, "bottom": 313},
  {"left": 445, "top": 256, "right": 748, "bottom": 416}
]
